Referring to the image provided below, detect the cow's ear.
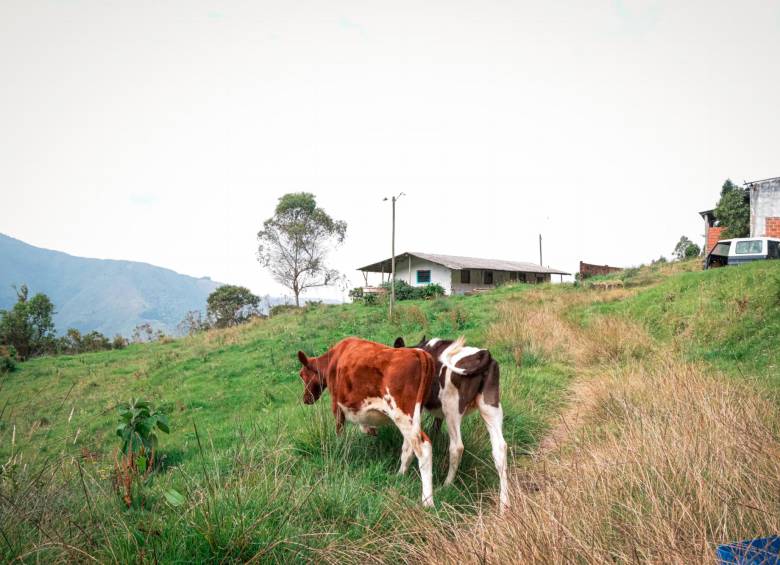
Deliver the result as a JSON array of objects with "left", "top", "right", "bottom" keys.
[
  {"left": 297, "top": 351, "right": 311, "bottom": 368},
  {"left": 420, "top": 335, "right": 426, "bottom": 343},
  {"left": 393, "top": 337, "right": 405, "bottom": 348}
]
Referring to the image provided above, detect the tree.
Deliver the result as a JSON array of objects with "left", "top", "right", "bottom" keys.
[
  {"left": 257, "top": 193, "right": 347, "bottom": 307},
  {"left": 132, "top": 323, "right": 154, "bottom": 344},
  {"left": 177, "top": 310, "right": 207, "bottom": 336},
  {"left": 673, "top": 236, "right": 701, "bottom": 260},
  {"left": 206, "top": 285, "right": 260, "bottom": 328},
  {"left": 0, "top": 284, "right": 56, "bottom": 361},
  {"left": 714, "top": 179, "right": 750, "bottom": 238}
]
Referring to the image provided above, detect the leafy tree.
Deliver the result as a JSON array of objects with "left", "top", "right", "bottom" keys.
[
  {"left": 0, "top": 284, "right": 56, "bottom": 361},
  {"left": 257, "top": 192, "right": 347, "bottom": 307},
  {"left": 714, "top": 179, "right": 750, "bottom": 238},
  {"left": 206, "top": 285, "right": 260, "bottom": 328},
  {"left": 673, "top": 236, "right": 702, "bottom": 260}
]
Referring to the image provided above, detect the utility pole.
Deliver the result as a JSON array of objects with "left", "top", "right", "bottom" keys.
[
  {"left": 384, "top": 193, "right": 405, "bottom": 319},
  {"left": 539, "top": 233, "right": 543, "bottom": 266}
]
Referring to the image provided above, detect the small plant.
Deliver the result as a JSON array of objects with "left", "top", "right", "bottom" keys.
[
  {"left": 0, "top": 345, "right": 17, "bottom": 373},
  {"left": 114, "top": 398, "right": 169, "bottom": 507}
]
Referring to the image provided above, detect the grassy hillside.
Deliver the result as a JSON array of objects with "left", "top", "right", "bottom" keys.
[
  {"left": 587, "top": 260, "right": 780, "bottom": 386},
  {"left": 0, "top": 286, "right": 571, "bottom": 563},
  {"left": 1, "top": 260, "right": 778, "bottom": 563}
]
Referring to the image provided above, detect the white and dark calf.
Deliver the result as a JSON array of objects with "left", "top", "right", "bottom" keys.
[{"left": 394, "top": 336, "right": 509, "bottom": 512}]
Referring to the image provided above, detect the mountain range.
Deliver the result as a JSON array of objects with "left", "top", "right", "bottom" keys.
[{"left": 0, "top": 233, "right": 223, "bottom": 337}]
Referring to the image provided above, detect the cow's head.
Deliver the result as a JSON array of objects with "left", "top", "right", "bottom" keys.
[
  {"left": 297, "top": 351, "right": 325, "bottom": 404},
  {"left": 393, "top": 335, "right": 426, "bottom": 349}
]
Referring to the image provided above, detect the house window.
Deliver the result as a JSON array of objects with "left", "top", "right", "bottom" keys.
[
  {"left": 416, "top": 270, "right": 431, "bottom": 284},
  {"left": 509, "top": 272, "right": 517, "bottom": 282},
  {"left": 519, "top": 273, "right": 527, "bottom": 283},
  {"left": 483, "top": 270, "right": 493, "bottom": 285},
  {"left": 460, "top": 269, "right": 471, "bottom": 284},
  {"left": 536, "top": 274, "right": 545, "bottom": 283}
]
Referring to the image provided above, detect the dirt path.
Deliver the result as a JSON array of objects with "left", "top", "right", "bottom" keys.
[{"left": 534, "top": 376, "right": 598, "bottom": 459}]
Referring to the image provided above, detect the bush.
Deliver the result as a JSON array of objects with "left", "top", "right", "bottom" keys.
[
  {"left": 348, "top": 287, "right": 364, "bottom": 302},
  {"left": 379, "top": 280, "right": 446, "bottom": 301},
  {"left": 112, "top": 335, "right": 128, "bottom": 349},
  {"left": 0, "top": 345, "right": 17, "bottom": 373},
  {"left": 269, "top": 304, "right": 298, "bottom": 317}
]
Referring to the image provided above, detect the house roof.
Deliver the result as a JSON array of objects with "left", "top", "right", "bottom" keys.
[
  {"left": 358, "top": 251, "right": 570, "bottom": 276},
  {"left": 746, "top": 176, "right": 780, "bottom": 186}
]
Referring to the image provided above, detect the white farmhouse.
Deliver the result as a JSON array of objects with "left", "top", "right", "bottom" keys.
[{"left": 358, "top": 252, "right": 570, "bottom": 295}]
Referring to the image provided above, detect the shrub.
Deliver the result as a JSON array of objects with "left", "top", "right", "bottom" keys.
[
  {"left": 379, "top": 280, "right": 446, "bottom": 301},
  {"left": 112, "top": 335, "right": 128, "bottom": 349},
  {"left": 0, "top": 345, "right": 17, "bottom": 373},
  {"left": 348, "top": 287, "right": 364, "bottom": 302}
]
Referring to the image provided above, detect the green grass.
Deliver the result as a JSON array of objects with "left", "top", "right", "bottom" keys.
[
  {"left": 0, "top": 286, "right": 571, "bottom": 563},
  {"left": 4, "top": 261, "right": 778, "bottom": 562},
  {"left": 583, "top": 260, "right": 780, "bottom": 387}
]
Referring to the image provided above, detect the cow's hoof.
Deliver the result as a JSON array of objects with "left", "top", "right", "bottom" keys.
[
  {"left": 422, "top": 498, "right": 435, "bottom": 508},
  {"left": 366, "top": 427, "right": 377, "bottom": 436}
]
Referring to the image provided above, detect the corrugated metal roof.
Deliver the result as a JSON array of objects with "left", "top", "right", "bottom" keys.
[{"left": 358, "top": 251, "right": 570, "bottom": 275}]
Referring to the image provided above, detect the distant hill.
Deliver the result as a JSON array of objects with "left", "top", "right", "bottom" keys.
[{"left": 0, "top": 233, "right": 223, "bottom": 337}]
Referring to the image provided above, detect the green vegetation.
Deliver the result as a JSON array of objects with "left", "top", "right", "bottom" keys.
[
  {"left": 673, "top": 235, "right": 701, "bottom": 260},
  {"left": 0, "top": 283, "right": 570, "bottom": 562},
  {"left": 2, "top": 260, "right": 778, "bottom": 562},
  {"left": 0, "top": 284, "right": 56, "bottom": 360},
  {"left": 714, "top": 178, "right": 750, "bottom": 238},
  {"left": 257, "top": 192, "right": 347, "bottom": 307},
  {"left": 206, "top": 284, "right": 261, "bottom": 328},
  {"left": 349, "top": 280, "right": 446, "bottom": 304},
  {"left": 586, "top": 260, "right": 780, "bottom": 387}
]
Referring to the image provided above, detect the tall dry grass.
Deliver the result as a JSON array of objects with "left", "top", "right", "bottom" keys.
[
  {"left": 488, "top": 294, "right": 650, "bottom": 367},
  {"left": 393, "top": 357, "right": 780, "bottom": 563}
]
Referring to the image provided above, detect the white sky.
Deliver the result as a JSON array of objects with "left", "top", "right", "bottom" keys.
[{"left": 1, "top": 0, "right": 779, "bottom": 302}]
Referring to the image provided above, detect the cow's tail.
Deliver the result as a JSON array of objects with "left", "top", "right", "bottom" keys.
[
  {"left": 440, "top": 336, "right": 492, "bottom": 376},
  {"left": 413, "top": 349, "right": 435, "bottom": 443}
]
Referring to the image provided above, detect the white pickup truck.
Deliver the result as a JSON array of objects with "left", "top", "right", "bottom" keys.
[{"left": 705, "top": 237, "right": 780, "bottom": 269}]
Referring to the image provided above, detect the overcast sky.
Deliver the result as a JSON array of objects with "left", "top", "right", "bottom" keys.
[{"left": 2, "top": 0, "right": 779, "bottom": 302}]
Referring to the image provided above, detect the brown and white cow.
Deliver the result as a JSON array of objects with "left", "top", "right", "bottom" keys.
[
  {"left": 297, "top": 337, "right": 436, "bottom": 507},
  {"left": 394, "top": 335, "right": 508, "bottom": 511}
]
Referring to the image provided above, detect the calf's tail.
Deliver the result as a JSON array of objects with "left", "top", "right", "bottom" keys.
[{"left": 412, "top": 349, "right": 435, "bottom": 442}]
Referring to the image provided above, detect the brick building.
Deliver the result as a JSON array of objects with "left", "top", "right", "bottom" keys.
[
  {"left": 578, "top": 261, "right": 623, "bottom": 279},
  {"left": 700, "top": 176, "right": 780, "bottom": 253},
  {"left": 748, "top": 176, "right": 780, "bottom": 238}
]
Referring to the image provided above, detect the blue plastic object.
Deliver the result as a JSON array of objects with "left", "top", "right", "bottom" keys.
[{"left": 716, "top": 536, "right": 780, "bottom": 564}]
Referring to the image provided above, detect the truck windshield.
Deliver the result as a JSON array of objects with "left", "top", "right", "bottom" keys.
[
  {"left": 712, "top": 242, "right": 731, "bottom": 256},
  {"left": 734, "top": 240, "right": 763, "bottom": 255}
]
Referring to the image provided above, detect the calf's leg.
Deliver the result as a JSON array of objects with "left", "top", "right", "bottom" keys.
[
  {"left": 477, "top": 394, "right": 509, "bottom": 512},
  {"left": 398, "top": 438, "right": 414, "bottom": 474},
  {"left": 393, "top": 403, "right": 434, "bottom": 507},
  {"left": 443, "top": 409, "right": 464, "bottom": 486}
]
